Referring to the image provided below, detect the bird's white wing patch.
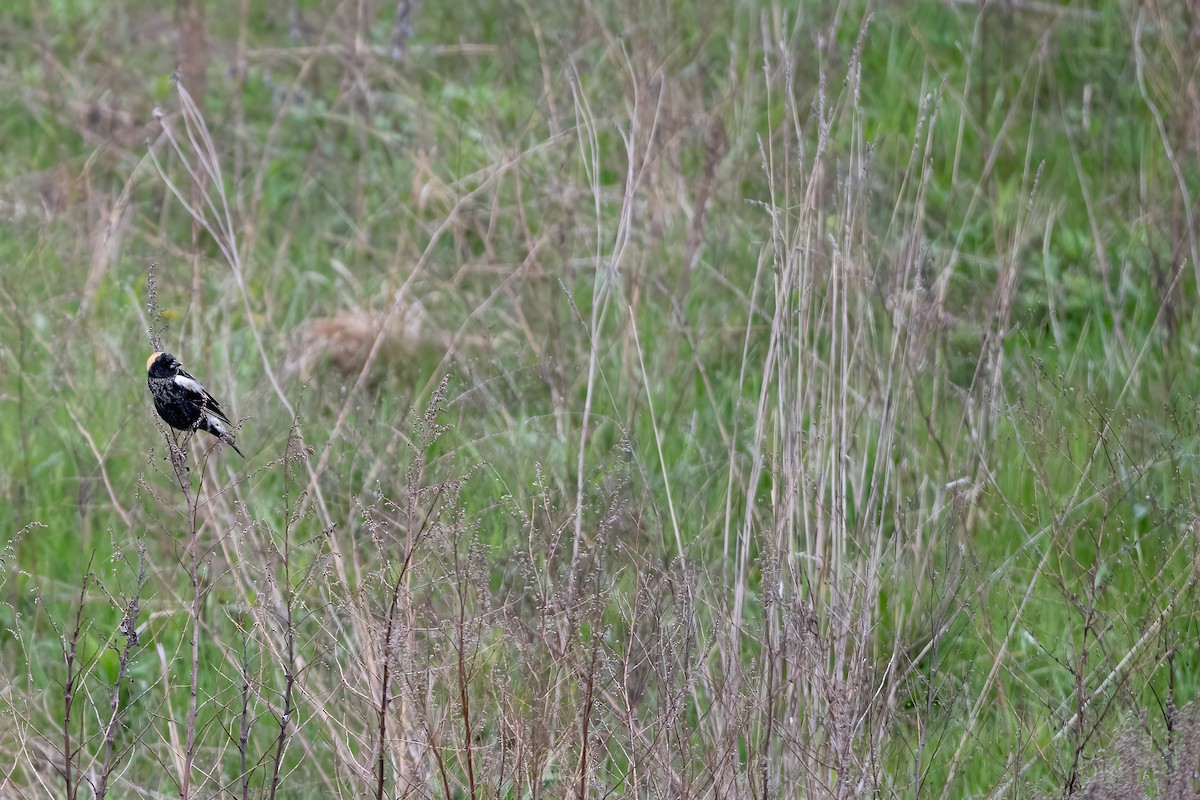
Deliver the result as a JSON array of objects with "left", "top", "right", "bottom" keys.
[{"left": 174, "top": 374, "right": 207, "bottom": 395}]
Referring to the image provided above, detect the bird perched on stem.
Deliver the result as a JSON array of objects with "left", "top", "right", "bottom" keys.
[{"left": 146, "top": 351, "right": 244, "bottom": 457}]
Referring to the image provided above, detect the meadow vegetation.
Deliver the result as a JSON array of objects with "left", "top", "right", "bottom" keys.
[{"left": 2, "top": 0, "right": 1200, "bottom": 797}]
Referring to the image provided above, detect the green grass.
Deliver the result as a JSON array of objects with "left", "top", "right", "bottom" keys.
[{"left": 2, "top": 0, "right": 1200, "bottom": 797}]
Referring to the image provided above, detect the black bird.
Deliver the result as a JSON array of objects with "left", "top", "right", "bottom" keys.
[{"left": 146, "top": 351, "right": 244, "bottom": 457}]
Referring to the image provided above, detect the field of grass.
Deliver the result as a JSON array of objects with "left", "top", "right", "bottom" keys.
[{"left": 3, "top": 0, "right": 1200, "bottom": 797}]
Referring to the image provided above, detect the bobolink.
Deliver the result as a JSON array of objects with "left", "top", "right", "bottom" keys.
[{"left": 146, "top": 352, "right": 244, "bottom": 457}]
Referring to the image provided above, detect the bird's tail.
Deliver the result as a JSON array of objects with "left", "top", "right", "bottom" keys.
[{"left": 203, "top": 413, "right": 245, "bottom": 458}]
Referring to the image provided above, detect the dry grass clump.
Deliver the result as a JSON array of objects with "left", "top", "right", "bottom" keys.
[
  {"left": 284, "top": 301, "right": 442, "bottom": 381},
  {"left": 1058, "top": 702, "right": 1200, "bottom": 799},
  {"left": 283, "top": 299, "right": 492, "bottom": 402}
]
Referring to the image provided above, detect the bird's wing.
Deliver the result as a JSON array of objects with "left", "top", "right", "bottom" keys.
[{"left": 174, "top": 369, "right": 233, "bottom": 424}]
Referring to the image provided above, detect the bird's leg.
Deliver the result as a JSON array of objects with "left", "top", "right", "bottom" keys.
[
  {"left": 166, "top": 429, "right": 190, "bottom": 490},
  {"left": 181, "top": 429, "right": 198, "bottom": 457},
  {"left": 181, "top": 430, "right": 198, "bottom": 460}
]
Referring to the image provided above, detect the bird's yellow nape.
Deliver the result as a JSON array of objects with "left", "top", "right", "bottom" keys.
[{"left": 147, "top": 352, "right": 163, "bottom": 371}]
